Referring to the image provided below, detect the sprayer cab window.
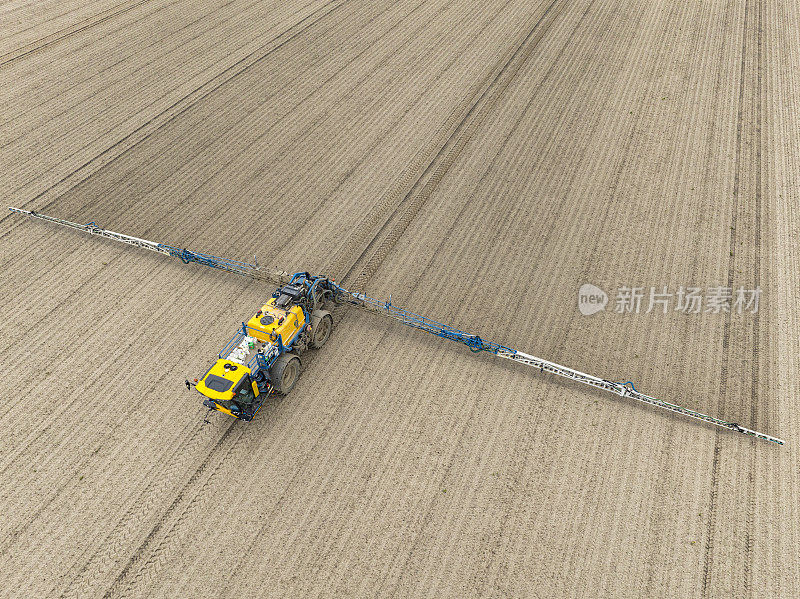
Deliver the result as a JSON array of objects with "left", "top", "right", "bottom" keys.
[{"left": 233, "top": 377, "right": 255, "bottom": 405}]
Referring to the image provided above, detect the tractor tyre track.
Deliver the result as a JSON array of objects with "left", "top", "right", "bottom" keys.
[
  {"left": 0, "top": 276, "right": 253, "bottom": 560},
  {"left": 743, "top": 0, "right": 765, "bottom": 595},
  {"left": 0, "top": 0, "right": 244, "bottom": 139},
  {"left": 99, "top": 423, "right": 242, "bottom": 599},
  {"left": 0, "top": 0, "right": 156, "bottom": 66},
  {"left": 701, "top": 0, "right": 764, "bottom": 594},
  {"left": 61, "top": 421, "right": 238, "bottom": 598},
  {"left": 328, "top": 0, "right": 564, "bottom": 283},
  {"left": 0, "top": 0, "right": 348, "bottom": 230}
]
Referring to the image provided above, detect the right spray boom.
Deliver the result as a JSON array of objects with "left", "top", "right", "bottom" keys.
[{"left": 331, "top": 284, "right": 785, "bottom": 446}]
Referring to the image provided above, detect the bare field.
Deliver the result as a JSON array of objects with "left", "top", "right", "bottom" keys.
[{"left": 1, "top": 1, "right": 798, "bottom": 597}]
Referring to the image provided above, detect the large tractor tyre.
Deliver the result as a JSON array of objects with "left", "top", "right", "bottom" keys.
[
  {"left": 310, "top": 311, "right": 333, "bottom": 349},
  {"left": 270, "top": 353, "right": 301, "bottom": 395},
  {"left": 311, "top": 288, "right": 332, "bottom": 313}
]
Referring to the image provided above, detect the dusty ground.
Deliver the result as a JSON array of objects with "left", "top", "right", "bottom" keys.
[{"left": 1, "top": 1, "right": 798, "bottom": 597}]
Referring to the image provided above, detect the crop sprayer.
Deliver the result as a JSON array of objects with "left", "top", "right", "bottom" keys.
[{"left": 8, "top": 207, "right": 784, "bottom": 445}]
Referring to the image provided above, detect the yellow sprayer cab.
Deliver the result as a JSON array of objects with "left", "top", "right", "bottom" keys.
[{"left": 196, "top": 359, "right": 260, "bottom": 419}]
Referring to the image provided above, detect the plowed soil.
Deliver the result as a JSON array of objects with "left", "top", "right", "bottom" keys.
[{"left": 1, "top": 1, "right": 798, "bottom": 597}]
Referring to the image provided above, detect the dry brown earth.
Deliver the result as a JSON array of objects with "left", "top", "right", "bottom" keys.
[{"left": 0, "top": 1, "right": 798, "bottom": 597}]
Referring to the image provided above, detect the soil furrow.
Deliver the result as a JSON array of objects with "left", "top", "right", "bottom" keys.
[
  {"left": 0, "top": 0, "right": 156, "bottom": 66},
  {"left": 0, "top": 0, "right": 346, "bottom": 229},
  {"left": 1, "top": 0, "right": 797, "bottom": 596}
]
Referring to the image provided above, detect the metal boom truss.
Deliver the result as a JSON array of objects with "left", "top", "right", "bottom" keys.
[{"left": 9, "top": 207, "right": 784, "bottom": 445}]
